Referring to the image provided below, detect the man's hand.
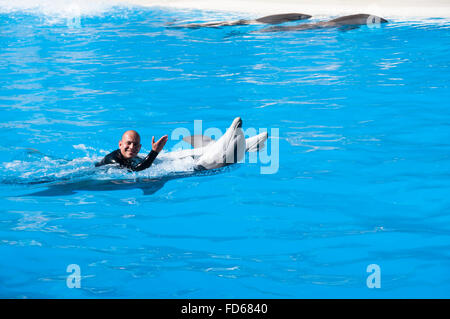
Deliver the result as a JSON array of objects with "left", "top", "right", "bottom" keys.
[{"left": 152, "top": 135, "right": 168, "bottom": 153}]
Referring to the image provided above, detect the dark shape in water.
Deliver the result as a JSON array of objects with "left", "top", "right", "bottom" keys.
[
  {"left": 21, "top": 168, "right": 228, "bottom": 197},
  {"left": 24, "top": 177, "right": 175, "bottom": 196},
  {"left": 258, "top": 14, "right": 388, "bottom": 32},
  {"left": 170, "top": 13, "right": 312, "bottom": 29}
]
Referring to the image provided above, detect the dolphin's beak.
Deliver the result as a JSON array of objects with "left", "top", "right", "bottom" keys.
[{"left": 231, "top": 117, "right": 242, "bottom": 129}]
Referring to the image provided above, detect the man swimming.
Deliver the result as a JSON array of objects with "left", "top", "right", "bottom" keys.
[{"left": 95, "top": 130, "right": 168, "bottom": 171}]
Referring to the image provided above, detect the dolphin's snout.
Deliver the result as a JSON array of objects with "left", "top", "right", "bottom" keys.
[{"left": 231, "top": 117, "right": 242, "bottom": 129}]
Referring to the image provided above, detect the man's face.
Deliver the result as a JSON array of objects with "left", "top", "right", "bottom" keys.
[{"left": 119, "top": 131, "right": 141, "bottom": 159}]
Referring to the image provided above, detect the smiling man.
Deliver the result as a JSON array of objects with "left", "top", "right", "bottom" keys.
[{"left": 95, "top": 130, "right": 168, "bottom": 172}]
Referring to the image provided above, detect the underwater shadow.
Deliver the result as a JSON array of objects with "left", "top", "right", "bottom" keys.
[{"left": 21, "top": 168, "right": 229, "bottom": 197}]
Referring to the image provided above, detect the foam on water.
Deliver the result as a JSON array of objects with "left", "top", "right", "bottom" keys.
[
  {"left": 0, "top": 0, "right": 124, "bottom": 17},
  {"left": 0, "top": 145, "right": 197, "bottom": 187}
]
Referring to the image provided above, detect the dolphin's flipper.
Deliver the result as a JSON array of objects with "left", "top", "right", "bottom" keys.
[
  {"left": 140, "top": 181, "right": 166, "bottom": 195},
  {"left": 245, "top": 132, "right": 268, "bottom": 152},
  {"left": 183, "top": 135, "right": 215, "bottom": 148}
]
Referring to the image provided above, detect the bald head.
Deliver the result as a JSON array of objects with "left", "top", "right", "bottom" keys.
[
  {"left": 119, "top": 130, "right": 142, "bottom": 159},
  {"left": 122, "top": 130, "right": 140, "bottom": 142}
]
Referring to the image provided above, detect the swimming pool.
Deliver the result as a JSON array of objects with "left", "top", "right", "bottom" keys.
[{"left": 1, "top": 1, "right": 449, "bottom": 298}]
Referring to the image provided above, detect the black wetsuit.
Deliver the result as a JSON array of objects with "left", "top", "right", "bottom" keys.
[{"left": 95, "top": 149, "right": 159, "bottom": 172}]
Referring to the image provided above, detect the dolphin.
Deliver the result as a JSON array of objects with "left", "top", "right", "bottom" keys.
[
  {"left": 20, "top": 164, "right": 241, "bottom": 197},
  {"left": 19, "top": 118, "right": 268, "bottom": 196},
  {"left": 160, "top": 117, "right": 268, "bottom": 170},
  {"left": 21, "top": 173, "right": 194, "bottom": 196},
  {"left": 169, "top": 13, "right": 312, "bottom": 29},
  {"left": 258, "top": 14, "right": 388, "bottom": 32}
]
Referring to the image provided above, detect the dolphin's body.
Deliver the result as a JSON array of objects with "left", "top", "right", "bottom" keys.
[
  {"left": 170, "top": 13, "right": 311, "bottom": 29},
  {"left": 259, "top": 14, "right": 388, "bottom": 32},
  {"left": 23, "top": 174, "right": 196, "bottom": 196},
  {"left": 160, "top": 117, "right": 268, "bottom": 170}
]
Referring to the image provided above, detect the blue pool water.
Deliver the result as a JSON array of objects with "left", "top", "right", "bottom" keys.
[{"left": 0, "top": 5, "right": 449, "bottom": 298}]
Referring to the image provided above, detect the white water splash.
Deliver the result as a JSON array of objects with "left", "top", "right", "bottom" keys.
[
  {"left": 0, "top": 0, "right": 125, "bottom": 17},
  {"left": 0, "top": 147, "right": 197, "bottom": 185}
]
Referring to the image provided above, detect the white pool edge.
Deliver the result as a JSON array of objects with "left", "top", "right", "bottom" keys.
[{"left": 126, "top": 0, "right": 450, "bottom": 20}]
